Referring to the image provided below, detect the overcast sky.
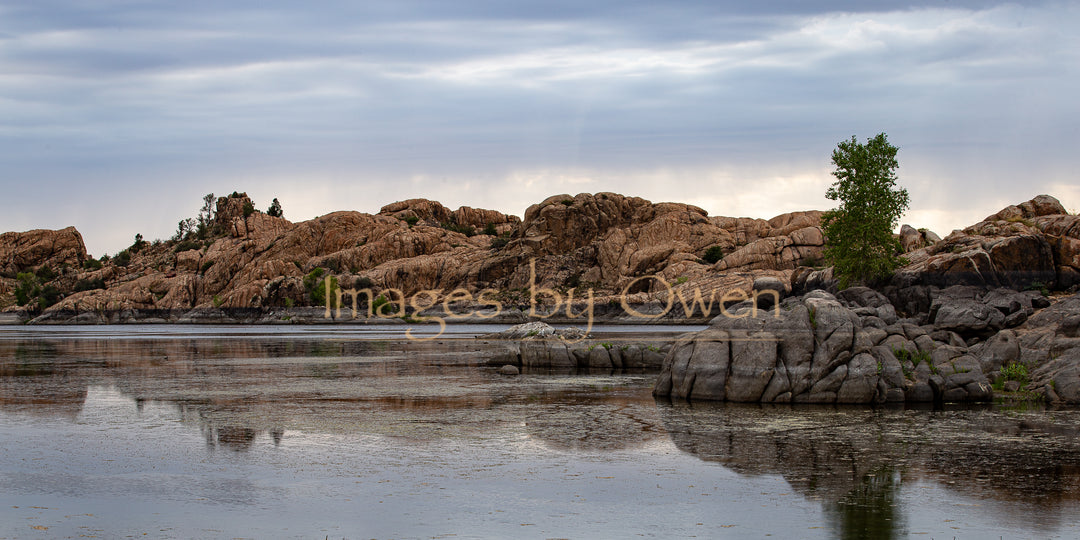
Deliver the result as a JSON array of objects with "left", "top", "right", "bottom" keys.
[{"left": 2, "top": 1, "right": 1077, "bottom": 256}]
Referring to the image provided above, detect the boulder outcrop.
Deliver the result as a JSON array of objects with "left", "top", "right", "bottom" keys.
[
  {"left": 0, "top": 227, "right": 87, "bottom": 275},
  {"left": 654, "top": 288, "right": 999, "bottom": 404},
  {"left": 893, "top": 195, "right": 1075, "bottom": 291},
  {"left": 478, "top": 322, "right": 670, "bottom": 371},
  {"left": 5, "top": 192, "right": 826, "bottom": 318}
]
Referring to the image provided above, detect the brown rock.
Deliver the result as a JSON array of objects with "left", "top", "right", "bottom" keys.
[{"left": 0, "top": 227, "right": 87, "bottom": 275}]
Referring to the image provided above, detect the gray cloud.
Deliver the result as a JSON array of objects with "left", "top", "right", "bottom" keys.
[{"left": 1, "top": 1, "right": 1077, "bottom": 255}]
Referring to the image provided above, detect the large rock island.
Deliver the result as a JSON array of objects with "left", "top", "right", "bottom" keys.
[{"left": 3, "top": 192, "right": 1080, "bottom": 405}]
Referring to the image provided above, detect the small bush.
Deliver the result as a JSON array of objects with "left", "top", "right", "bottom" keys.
[
  {"left": 14, "top": 273, "right": 38, "bottom": 307},
  {"left": 561, "top": 199, "right": 574, "bottom": 206},
  {"left": 174, "top": 239, "right": 202, "bottom": 252},
  {"left": 130, "top": 233, "right": 146, "bottom": 253},
  {"left": 892, "top": 347, "right": 931, "bottom": 367},
  {"left": 491, "top": 237, "right": 510, "bottom": 250},
  {"left": 441, "top": 222, "right": 475, "bottom": 236},
  {"left": 74, "top": 278, "right": 106, "bottom": 292},
  {"left": 242, "top": 201, "right": 255, "bottom": 218},
  {"left": 200, "top": 261, "right": 215, "bottom": 274},
  {"left": 37, "top": 285, "right": 62, "bottom": 310},
  {"left": 113, "top": 249, "right": 132, "bottom": 267},
  {"left": 212, "top": 295, "right": 224, "bottom": 308},
  {"left": 702, "top": 246, "right": 724, "bottom": 265},
  {"left": 405, "top": 216, "right": 419, "bottom": 227},
  {"left": 82, "top": 258, "right": 104, "bottom": 271},
  {"left": 1001, "top": 362, "right": 1029, "bottom": 385},
  {"left": 1026, "top": 281, "right": 1050, "bottom": 297},
  {"left": 303, "top": 268, "right": 338, "bottom": 306},
  {"left": 371, "top": 294, "right": 389, "bottom": 314},
  {"left": 35, "top": 265, "right": 57, "bottom": 281},
  {"left": 483, "top": 223, "right": 498, "bottom": 236}
]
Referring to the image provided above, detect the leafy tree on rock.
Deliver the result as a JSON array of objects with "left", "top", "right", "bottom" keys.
[
  {"left": 267, "top": 198, "right": 283, "bottom": 218},
  {"left": 821, "top": 132, "right": 910, "bottom": 288}
]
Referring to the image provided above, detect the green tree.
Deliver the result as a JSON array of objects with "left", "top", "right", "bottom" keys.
[
  {"left": 821, "top": 133, "right": 910, "bottom": 288},
  {"left": 130, "top": 233, "right": 146, "bottom": 253},
  {"left": 267, "top": 198, "right": 283, "bottom": 218}
]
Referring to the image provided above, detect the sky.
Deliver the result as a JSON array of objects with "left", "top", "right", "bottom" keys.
[{"left": 1, "top": 1, "right": 1077, "bottom": 257}]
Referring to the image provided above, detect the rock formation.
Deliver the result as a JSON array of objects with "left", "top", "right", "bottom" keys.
[
  {"left": 4, "top": 191, "right": 1080, "bottom": 405},
  {"left": 0, "top": 227, "right": 87, "bottom": 275},
  {"left": 479, "top": 322, "right": 670, "bottom": 371},
  {"left": 2, "top": 192, "right": 826, "bottom": 318}
]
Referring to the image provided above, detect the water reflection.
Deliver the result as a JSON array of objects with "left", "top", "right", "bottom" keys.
[
  {"left": 656, "top": 400, "right": 1080, "bottom": 538},
  {"left": 826, "top": 466, "right": 902, "bottom": 540},
  {"left": 2, "top": 326, "right": 1080, "bottom": 538}
]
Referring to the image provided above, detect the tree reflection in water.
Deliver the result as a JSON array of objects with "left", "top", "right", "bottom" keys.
[
  {"left": 656, "top": 399, "right": 1080, "bottom": 537},
  {"left": 826, "top": 466, "right": 902, "bottom": 540}
]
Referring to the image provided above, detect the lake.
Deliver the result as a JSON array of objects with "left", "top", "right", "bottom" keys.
[{"left": 1, "top": 325, "right": 1078, "bottom": 539}]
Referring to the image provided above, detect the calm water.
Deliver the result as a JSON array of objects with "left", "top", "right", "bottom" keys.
[{"left": 1, "top": 325, "right": 1078, "bottom": 539}]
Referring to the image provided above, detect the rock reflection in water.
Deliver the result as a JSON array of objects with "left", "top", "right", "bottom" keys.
[
  {"left": 4, "top": 326, "right": 1080, "bottom": 538},
  {"left": 657, "top": 400, "right": 1080, "bottom": 538},
  {"left": 0, "top": 343, "right": 89, "bottom": 419}
]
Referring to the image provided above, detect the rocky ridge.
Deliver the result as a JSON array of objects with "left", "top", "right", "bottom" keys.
[
  {"left": 1, "top": 191, "right": 827, "bottom": 319},
  {"left": 4, "top": 192, "right": 1080, "bottom": 405}
]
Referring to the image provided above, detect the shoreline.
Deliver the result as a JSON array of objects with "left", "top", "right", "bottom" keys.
[{"left": 0, "top": 303, "right": 716, "bottom": 326}]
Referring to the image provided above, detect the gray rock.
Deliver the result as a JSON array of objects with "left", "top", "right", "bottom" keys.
[
  {"left": 752, "top": 276, "right": 787, "bottom": 309},
  {"left": 1003, "top": 309, "right": 1029, "bottom": 328},
  {"left": 942, "top": 387, "right": 969, "bottom": 402},
  {"left": 1061, "top": 314, "right": 1080, "bottom": 338},
  {"left": 482, "top": 321, "right": 555, "bottom": 339},
  {"left": 982, "top": 288, "right": 1033, "bottom": 316},
  {"left": 882, "top": 335, "right": 916, "bottom": 355},
  {"left": 687, "top": 336, "right": 731, "bottom": 401},
  {"left": 836, "top": 286, "right": 891, "bottom": 308},
  {"left": 619, "top": 345, "right": 643, "bottom": 368},
  {"left": 837, "top": 353, "right": 878, "bottom": 403},
  {"left": 885, "top": 388, "right": 906, "bottom": 402},
  {"left": 914, "top": 334, "right": 936, "bottom": 354},
  {"left": 973, "top": 330, "right": 1019, "bottom": 373},
  {"left": 929, "top": 329, "right": 967, "bottom": 347},
  {"left": 587, "top": 345, "right": 613, "bottom": 369},
  {"left": 876, "top": 304, "right": 899, "bottom": 325},
  {"left": 806, "top": 294, "right": 859, "bottom": 381},
  {"left": 871, "top": 346, "right": 906, "bottom": 389},
  {"left": 641, "top": 346, "right": 668, "bottom": 369},
  {"left": 865, "top": 327, "right": 888, "bottom": 347},
  {"left": 862, "top": 316, "right": 887, "bottom": 329},
  {"left": 902, "top": 323, "right": 928, "bottom": 340},
  {"left": 726, "top": 331, "right": 778, "bottom": 402},
  {"left": 1029, "top": 349, "right": 1080, "bottom": 404},
  {"left": 499, "top": 364, "right": 520, "bottom": 376},
  {"left": 520, "top": 339, "right": 573, "bottom": 369},
  {"left": 905, "top": 382, "right": 934, "bottom": 402},
  {"left": 608, "top": 345, "right": 624, "bottom": 368},
  {"left": 933, "top": 299, "right": 1005, "bottom": 337}
]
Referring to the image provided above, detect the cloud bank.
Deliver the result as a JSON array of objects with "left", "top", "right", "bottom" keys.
[{"left": 1, "top": 1, "right": 1076, "bottom": 255}]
